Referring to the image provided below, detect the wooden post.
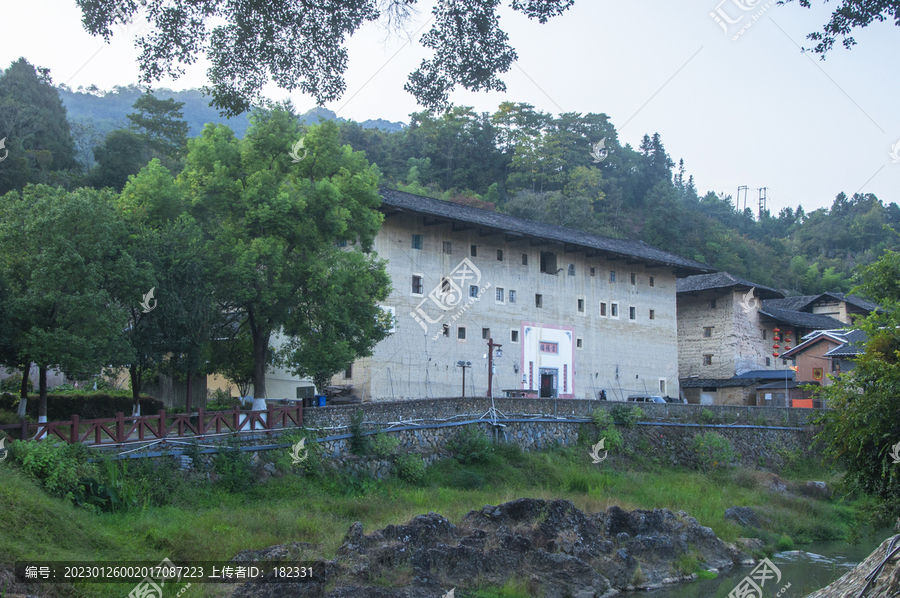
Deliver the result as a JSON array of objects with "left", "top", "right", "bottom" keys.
[
  {"left": 185, "top": 374, "right": 192, "bottom": 416},
  {"left": 158, "top": 409, "right": 166, "bottom": 438},
  {"left": 298, "top": 402, "right": 303, "bottom": 426},
  {"left": 266, "top": 403, "right": 274, "bottom": 432},
  {"left": 70, "top": 414, "right": 79, "bottom": 444},
  {"left": 233, "top": 405, "right": 240, "bottom": 431},
  {"left": 116, "top": 412, "right": 124, "bottom": 444},
  {"left": 198, "top": 406, "right": 205, "bottom": 437}
]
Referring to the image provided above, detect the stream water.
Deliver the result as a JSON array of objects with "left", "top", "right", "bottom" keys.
[{"left": 632, "top": 530, "right": 895, "bottom": 597}]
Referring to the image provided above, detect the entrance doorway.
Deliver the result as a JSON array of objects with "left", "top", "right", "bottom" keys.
[{"left": 539, "top": 368, "right": 558, "bottom": 398}]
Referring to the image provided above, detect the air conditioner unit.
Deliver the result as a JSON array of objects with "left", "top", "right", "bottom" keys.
[{"left": 296, "top": 386, "right": 315, "bottom": 399}]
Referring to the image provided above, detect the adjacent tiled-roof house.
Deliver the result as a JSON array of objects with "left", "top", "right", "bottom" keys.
[
  {"left": 780, "top": 328, "right": 867, "bottom": 386},
  {"left": 676, "top": 272, "right": 845, "bottom": 405}
]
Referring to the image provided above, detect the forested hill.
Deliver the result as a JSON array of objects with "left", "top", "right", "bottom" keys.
[
  {"left": 58, "top": 84, "right": 406, "bottom": 138},
  {"left": 4, "top": 60, "right": 897, "bottom": 297}
]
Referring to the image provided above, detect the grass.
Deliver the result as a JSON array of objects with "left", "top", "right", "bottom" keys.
[{"left": 0, "top": 440, "right": 857, "bottom": 598}]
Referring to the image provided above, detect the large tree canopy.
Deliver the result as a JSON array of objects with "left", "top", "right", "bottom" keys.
[
  {"left": 74, "top": 0, "right": 575, "bottom": 116},
  {"left": 783, "top": 0, "right": 900, "bottom": 55}
]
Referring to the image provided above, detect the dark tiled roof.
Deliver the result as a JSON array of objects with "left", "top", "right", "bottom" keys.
[
  {"left": 380, "top": 188, "right": 716, "bottom": 275},
  {"left": 734, "top": 370, "right": 795, "bottom": 381},
  {"left": 762, "top": 296, "right": 818, "bottom": 311},
  {"left": 756, "top": 381, "right": 808, "bottom": 389},
  {"left": 679, "top": 377, "right": 763, "bottom": 388},
  {"left": 824, "top": 329, "right": 868, "bottom": 357},
  {"left": 780, "top": 329, "right": 849, "bottom": 358},
  {"left": 758, "top": 307, "right": 846, "bottom": 330},
  {"left": 823, "top": 293, "right": 882, "bottom": 314},
  {"left": 676, "top": 272, "right": 782, "bottom": 298}
]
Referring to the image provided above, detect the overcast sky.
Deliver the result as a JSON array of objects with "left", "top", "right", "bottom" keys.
[{"left": 2, "top": 0, "right": 898, "bottom": 215}]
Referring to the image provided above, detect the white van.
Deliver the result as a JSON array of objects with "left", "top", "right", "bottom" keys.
[{"left": 626, "top": 395, "right": 666, "bottom": 403}]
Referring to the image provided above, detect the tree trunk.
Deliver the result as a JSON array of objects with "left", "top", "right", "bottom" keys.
[
  {"left": 16, "top": 361, "right": 29, "bottom": 419},
  {"left": 185, "top": 373, "right": 192, "bottom": 414},
  {"left": 251, "top": 327, "right": 270, "bottom": 401},
  {"left": 38, "top": 364, "right": 47, "bottom": 421},
  {"left": 130, "top": 363, "right": 141, "bottom": 416}
]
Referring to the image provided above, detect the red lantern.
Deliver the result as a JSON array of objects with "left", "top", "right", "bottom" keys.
[
  {"left": 772, "top": 344, "right": 780, "bottom": 349},
  {"left": 772, "top": 352, "right": 780, "bottom": 357},
  {"left": 773, "top": 327, "right": 781, "bottom": 333}
]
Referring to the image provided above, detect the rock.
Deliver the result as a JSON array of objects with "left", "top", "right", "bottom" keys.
[
  {"left": 804, "top": 480, "right": 832, "bottom": 499},
  {"left": 233, "top": 498, "right": 751, "bottom": 597},
  {"left": 724, "top": 506, "right": 762, "bottom": 529},
  {"left": 263, "top": 463, "right": 276, "bottom": 475}
]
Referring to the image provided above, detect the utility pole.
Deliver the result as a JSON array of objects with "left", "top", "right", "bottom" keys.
[
  {"left": 737, "top": 185, "right": 748, "bottom": 212},
  {"left": 758, "top": 187, "right": 767, "bottom": 219},
  {"left": 456, "top": 361, "right": 471, "bottom": 398}
]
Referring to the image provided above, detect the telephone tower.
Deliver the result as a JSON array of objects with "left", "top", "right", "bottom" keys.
[
  {"left": 737, "top": 185, "right": 749, "bottom": 212},
  {"left": 758, "top": 187, "right": 767, "bottom": 219}
]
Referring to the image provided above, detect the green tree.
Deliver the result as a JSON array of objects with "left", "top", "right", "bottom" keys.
[
  {"left": 783, "top": 0, "right": 900, "bottom": 56},
  {"left": 0, "top": 58, "right": 80, "bottom": 194},
  {"left": 0, "top": 185, "right": 135, "bottom": 422},
  {"left": 88, "top": 129, "right": 148, "bottom": 192},
  {"left": 180, "top": 107, "right": 389, "bottom": 402},
  {"left": 76, "top": 0, "right": 576, "bottom": 115},
  {"left": 812, "top": 248, "right": 900, "bottom": 531},
  {"left": 127, "top": 92, "right": 189, "bottom": 163}
]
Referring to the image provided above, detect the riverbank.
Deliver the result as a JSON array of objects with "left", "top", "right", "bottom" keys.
[{"left": 0, "top": 438, "right": 858, "bottom": 597}]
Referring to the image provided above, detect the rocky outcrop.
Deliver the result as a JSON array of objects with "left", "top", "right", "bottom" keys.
[
  {"left": 231, "top": 498, "right": 754, "bottom": 598},
  {"left": 806, "top": 534, "right": 900, "bottom": 598}
]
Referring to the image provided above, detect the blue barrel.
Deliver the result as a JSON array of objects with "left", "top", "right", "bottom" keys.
[{"left": 316, "top": 395, "right": 327, "bottom": 407}]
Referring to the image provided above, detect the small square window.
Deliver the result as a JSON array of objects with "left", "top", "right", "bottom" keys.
[
  {"left": 629, "top": 306, "right": 636, "bottom": 320},
  {"left": 511, "top": 329, "right": 519, "bottom": 343},
  {"left": 412, "top": 234, "right": 423, "bottom": 249},
  {"left": 522, "top": 253, "right": 528, "bottom": 265},
  {"left": 577, "top": 298, "right": 585, "bottom": 312},
  {"left": 590, "top": 267, "right": 595, "bottom": 276},
  {"left": 766, "top": 357, "right": 771, "bottom": 366},
  {"left": 659, "top": 379, "right": 666, "bottom": 394},
  {"left": 611, "top": 303, "right": 618, "bottom": 317},
  {"left": 344, "top": 364, "right": 352, "bottom": 379},
  {"left": 497, "top": 249, "right": 503, "bottom": 261},
  {"left": 649, "top": 276, "right": 655, "bottom": 287},
  {"left": 412, "top": 275, "right": 424, "bottom": 295},
  {"left": 600, "top": 302, "right": 607, "bottom": 317},
  {"left": 458, "top": 327, "right": 466, "bottom": 340},
  {"left": 649, "top": 309, "right": 655, "bottom": 320},
  {"left": 576, "top": 338, "right": 583, "bottom": 349},
  {"left": 703, "top": 354, "right": 712, "bottom": 366},
  {"left": 610, "top": 271, "right": 616, "bottom": 283},
  {"left": 568, "top": 264, "right": 575, "bottom": 276},
  {"left": 631, "top": 273, "right": 636, "bottom": 285},
  {"left": 482, "top": 327, "right": 490, "bottom": 340},
  {"left": 443, "top": 324, "right": 450, "bottom": 337},
  {"left": 496, "top": 287, "right": 505, "bottom": 303},
  {"left": 703, "top": 327, "right": 713, "bottom": 338},
  {"left": 710, "top": 299, "right": 717, "bottom": 309},
  {"left": 442, "top": 241, "right": 452, "bottom": 254},
  {"left": 782, "top": 358, "right": 787, "bottom": 365},
  {"left": 469, "top": 285, "right": 479, "bottom": 298},
  {"left": 509, "top": 290, "right": 516, "bottom": 303},
  {"left": 763, "top": 330, "right": 767, "bottom": 340},
  {"left": 535, "top": 294, "right": 543, "bottom": 308},
  {"left": 471, "top": 244, "right": 477, "bottom": 257}
]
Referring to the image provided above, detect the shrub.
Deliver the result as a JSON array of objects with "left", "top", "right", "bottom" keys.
[
  {"left": 0, "top": 374, "right": 32, "bottom": 394},
  {"left": 348, "top": 409, "right": 369, "bottom": 455},
  {"left": 393, "top": 453, "right": 426, "bottom": 484},
  {"left": 212, "top": 437, "right": 253, "bottom": 492},
  {"left": 277, "top": 429, "right": 325, "bottom": 478},
  {"left": 446, "top": 425, "right": 494, "bottom": 464},
  {"left": 691, "top": 431, "right": 736, "bottom": 471},
  {"left": 699, "top": 408, "right": 717, "bottom": 425},
  {"left": 9, "top": 440, "right": 97, "bottom": 501},
  {"left": 776, "top": 534, "right": 795, "bottom": 551},
  {"left": 371, "top": 430, "right": 400, "bottom": 459},
  {"left": 450, "top": 468, "right": 486, "bottom": 489},
  {"left": 609, "top": 404, "right": 641, "bottom": 427},
  {"left": 590, "top": 407, "right": 625, "bottom": 452}
]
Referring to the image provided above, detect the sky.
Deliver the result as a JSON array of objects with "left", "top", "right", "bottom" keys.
[{"left": 2, "top": 0, "right": 898, "bottom": 216}]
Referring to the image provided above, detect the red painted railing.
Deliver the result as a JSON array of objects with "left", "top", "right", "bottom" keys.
[{"left": 0, "top": 404, "right": 303, "bottom": 446}]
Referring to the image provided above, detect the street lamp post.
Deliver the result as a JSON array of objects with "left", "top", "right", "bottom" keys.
[
  {"left": 456, "top": 360, "right": 471, "bottom": 398},
  {"left": 487, "top": 337, "right": 502, "bottom": 399}
]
